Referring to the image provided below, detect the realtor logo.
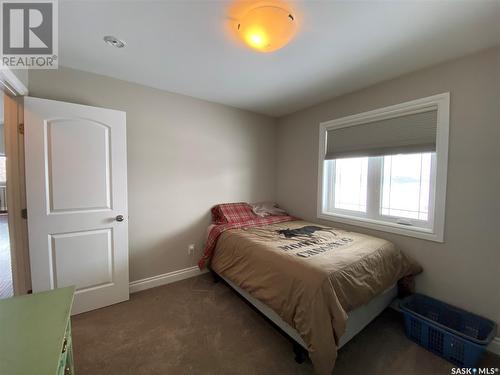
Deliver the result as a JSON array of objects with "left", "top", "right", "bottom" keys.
[{"left": 1, "top": 0, "right": 58, "bottom": 69}]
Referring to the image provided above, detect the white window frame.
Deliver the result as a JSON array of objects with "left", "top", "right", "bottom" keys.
[{"left": 317, "top": 93, "right": 450, "bottom": 242}]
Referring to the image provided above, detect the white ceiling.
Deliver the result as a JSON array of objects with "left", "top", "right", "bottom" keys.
[{"left": 59, "top": 0, "right": 500, "bottom": 117}]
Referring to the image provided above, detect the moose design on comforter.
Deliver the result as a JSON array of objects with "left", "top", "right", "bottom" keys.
[{"left": 275, "top": 225, "right": 354, "bottom": 257}]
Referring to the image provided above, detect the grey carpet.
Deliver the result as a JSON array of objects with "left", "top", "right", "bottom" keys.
[{"left": 72, "top": 274, "right": 500, "bottom": 374}]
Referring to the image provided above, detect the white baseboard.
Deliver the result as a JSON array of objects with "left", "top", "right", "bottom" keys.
[
  {"left": 487, "top": 337, "right": 500, "bottom": 356},
  {"left": 129, "top": 266, "right": 208, "bottom": 294}
]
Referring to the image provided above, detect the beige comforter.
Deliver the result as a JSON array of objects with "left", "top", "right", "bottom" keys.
[{"left": 210, "top": 220, "right": 421, "bottom": 374}]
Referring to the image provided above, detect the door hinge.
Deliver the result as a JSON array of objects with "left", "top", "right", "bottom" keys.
[
  {"left": 18, "top": 123, "right": 24, "bottom": 134},
  {"left": 21, "top": 208, "right": 27, "bottom": 219}
]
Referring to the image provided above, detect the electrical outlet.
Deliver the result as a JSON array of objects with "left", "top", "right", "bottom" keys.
[{"left": 188, "top": 244, "right": 195, "bottom": 256}]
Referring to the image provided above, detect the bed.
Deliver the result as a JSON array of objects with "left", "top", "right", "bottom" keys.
[
  {"left": 219, "top": 273, "right": 398, "bottom": 350},
  {"left": 199, "top": 203, "right": 421, "bottom": 375}
]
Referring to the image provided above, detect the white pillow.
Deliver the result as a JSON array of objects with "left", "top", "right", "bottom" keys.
[{"left": 250, "top": 202, "right": 287, "bottom": 217}]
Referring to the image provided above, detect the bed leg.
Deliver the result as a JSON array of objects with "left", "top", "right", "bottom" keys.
[
  {"left": 210, "top": 270, "right": 221, "bottom": 283},
  {"left": 293, "top": 342, "right": 308, "bottom": 364}
]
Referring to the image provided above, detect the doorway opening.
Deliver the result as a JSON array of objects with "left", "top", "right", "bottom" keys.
[{"left": 0, "top": 90, "right": 13, "bottom": 299}]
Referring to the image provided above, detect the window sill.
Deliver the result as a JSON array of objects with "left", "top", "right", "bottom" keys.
[{"left": 317, "top": 211, "right": 444, "bottom": 243}]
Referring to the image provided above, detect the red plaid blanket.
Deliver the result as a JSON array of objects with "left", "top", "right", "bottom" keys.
[
  {"left": 198, "top": 203, "right": 295, "bottom": 269},
  {"left": 211, "top": 202, "right": 256, "bottom": 224}
]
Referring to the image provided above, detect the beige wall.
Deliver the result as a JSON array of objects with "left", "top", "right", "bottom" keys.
[
  {"left": 276, "top": 47, "right": 500, "bottom": 325},
  {"left": 9, "top": 69, "right": 29, "bottom": 90},
  {"left": 28, "top": 67, "right": 277, "bottom": 282}
]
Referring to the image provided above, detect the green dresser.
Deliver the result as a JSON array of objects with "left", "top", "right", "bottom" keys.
[{"left": 0, "top": 286, "right": 75, "bottom": 375}]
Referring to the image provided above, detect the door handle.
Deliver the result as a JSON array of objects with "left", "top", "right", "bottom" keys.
[{"left": 115, "top": 215, "right": 124, "bottom": 222}]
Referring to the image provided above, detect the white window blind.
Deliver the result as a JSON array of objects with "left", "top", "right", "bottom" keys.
[{"left": 325, "top": 109, "right": 437, "bottom": 160}]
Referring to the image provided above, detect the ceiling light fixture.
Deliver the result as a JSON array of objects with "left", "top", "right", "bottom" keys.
[
  {"left": 103, "top": 35, "right": 126, "bottom": 48},
  {"left": 237, "top": 5, "right": 296, "bottom": 53}
]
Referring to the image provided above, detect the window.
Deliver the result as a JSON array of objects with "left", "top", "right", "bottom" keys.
[
  {"left": 318, "top": 94, "right": 449, "bottom": 242},
  {"left": 381, "top": 153, "right": 432, "bottom": 221},
  {"left": 332, "top": 157, "right": 368, "bottom": 212},
  {"left": 324, "top": 152, "right": 435, "bottom": 229}
]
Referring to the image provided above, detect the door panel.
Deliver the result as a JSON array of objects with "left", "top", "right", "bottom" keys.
[
  {"left": 46, "top": 119, "right": 111, "bottom": 212},
  {"left": 50, "top": 229, "right": 113, "bottom": 290},
  {"left": 25, "top": 96, "right": 128, "bottom": 314}
]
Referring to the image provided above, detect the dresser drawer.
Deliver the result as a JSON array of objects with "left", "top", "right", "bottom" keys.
[{"left": 57, "top": 322, "right": 74, "bottom": 375}]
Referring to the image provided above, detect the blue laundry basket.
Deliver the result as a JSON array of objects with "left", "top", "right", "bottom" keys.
[{"left": 400, "top": 294, "right": 497, "bottom": 368}]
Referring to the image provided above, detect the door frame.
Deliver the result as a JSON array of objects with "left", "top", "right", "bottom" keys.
[{"left": 1, "top": 69, "right": 31, "bottom": 295}]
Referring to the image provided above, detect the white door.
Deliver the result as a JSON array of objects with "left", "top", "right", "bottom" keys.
[{"left": 24, "top": 97, "right": 129, "bottom": 314}]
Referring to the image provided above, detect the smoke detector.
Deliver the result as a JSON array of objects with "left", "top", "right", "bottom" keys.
[{"left": 103, "top": 36, "right": 126, "bottom": 48}]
